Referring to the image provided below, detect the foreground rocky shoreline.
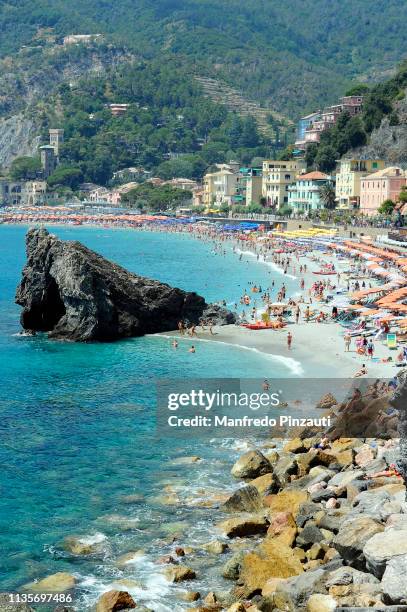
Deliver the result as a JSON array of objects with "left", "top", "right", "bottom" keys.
[{"left": 3, "top": 382, "right": 407, "bottom": 612}]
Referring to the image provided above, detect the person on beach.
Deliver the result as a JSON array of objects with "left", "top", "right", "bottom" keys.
[
  {"left": 365, "top": 463, "right": 403, "bottom": 480},
  {"left": 188, "top": 324, "right": 197, "bottom": 337},
  {"left": 178, "top": 320, "right": 185, "bottom": 335},
  {"left": 287, "top": 331, "right": 293, "bottom": 350},
  {"left": 295, "top": 305, "right": 300, "bottom": 324},
  {"left": 354, "top": 363, "right": 368, "bottom": 377},
  {"left": 367, "top": 340, "right": 374, "bottom": 359},
  {"left": 305, "top": 306, "right": 310, "bottom": 323},
  {"left": 344, "top": 331, "right": 351, "bottom": 352}
]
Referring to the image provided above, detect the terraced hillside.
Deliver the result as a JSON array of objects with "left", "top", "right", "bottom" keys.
[{"left": 195, "top": 76, "right": 293, "bottom": 141}]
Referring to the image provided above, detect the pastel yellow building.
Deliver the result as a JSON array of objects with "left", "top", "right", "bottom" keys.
[
  {"left": 203, "top": 167, "right": 238, "bottom": 208},
  {"left": 335, "top": 158, "right": 385, "bottom": 209},
  {"left": 262, "top": 159, "right": 306, "bottom": 209}
]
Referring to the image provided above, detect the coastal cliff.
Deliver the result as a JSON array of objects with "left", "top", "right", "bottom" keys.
[{"left": 15, "top": 228, "right": 235, "bottom": 341}]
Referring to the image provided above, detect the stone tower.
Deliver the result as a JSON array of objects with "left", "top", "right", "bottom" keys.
[
  {"left": 40, "top": 146, "right": 56, "bottom": 178},
  {"left": 49, "top": 129, "right": 64, "bottom": 157}
]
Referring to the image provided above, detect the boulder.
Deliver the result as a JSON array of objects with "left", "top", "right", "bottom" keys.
[
  {"left": 283, "top": 438, "right": 305, "bottom": 453},
  {"left": 316, "top": 394, "right": 338, "bottom": 410},
  {"left": 354, "top": 444, "right": 376, "bottom": 468},
  {"left": 273, "top": 454, "right": 297, "bottom": 487},
  {"left": 23, "top": 573, "right": 76, "bottom": 592},
  {"left": 231, "top": 451, "right": 271, "bottom": 479},
  {"left": 325, "top": 566, "right": 380, "bottom": 588},
  {"left": 222, "top": 551, "right": 245, "bottom": 580},
  {"left": 264, "top": 490, "right": 309, "bottom": 518},
  {"left": 327, "top": 582, "right": 383, "bottom": 607},
  {"left": 202, "top": 541, "right": 229, "bottom": 554},
  {"left": 382, "top": 553, "right": 407, "bottom": 604},
  {"left": 385, "top": 514, "right": 407, "bottom": 531},
  {"left": 296, "top": 502, "right": 322, "bottom": 528},
  {"left": 271, "top": 568, "right": 326, "bottom": 610},
  {"left": 227, "top": 605, "right": 245, "bottom": 612},
  {"left": 333, "top": 516, "right": 384, "bottom": 567},
  {"left": 317, "top": 508, "right": 350, "bottom": 534},
  {"left": 296, "top": 524, "right": 324, "bottom": 548},
  {"left": 327, "top": 469, "right": 364, "bottom": 489},
  {"left": 63, "top": 533, "right": 107, "bottom": 556},
  {"left": 306, "top": 594, "right": 337, "bottom": 612},
  {"left": 351, "top": 488, "right": 403, "bottom": 521},
  {"left": 217, "top": 514, "right": 269, "bottom": 538},
  {"left": 180, "top": 591, "right": 201, "bottom": 602},
  {"left": 15, "top": 228, "right": 235, "bottom": 341},
  {"left": 115, "top": 550, "right": 144, "bottom": 568},
  {"left": 222, "top": 485, "right": 262, "bottom": 513},
  {"left": 239, "top": 539, "right": 303, "bottom": 596},
  {"left": 249, "top": 473, "right": 276, "bottom": 496},
  {"left": 267, "top": 512, "right": 296, "bottom": 537},
  {"left": 316, "top": 449, "right": 354, "bottom": 468},
  {"left": 0, "top": 593, "right": 34, "bottom": 611},
  {"left": 165, "top": 565, "right": 196, "bottom": 582},
  {"left": 95, "top": 590, "right": 136, "bottom": 612},
  {"left": 364, "top": 530, "right": 407, "bottom": 578},
  {"left": 346, "top": 479, "right": 368, "bottom": 502}
]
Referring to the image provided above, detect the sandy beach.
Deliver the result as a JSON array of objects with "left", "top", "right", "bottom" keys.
[{"left": 159, "top": 243, "right": 401, "bottom": 379}]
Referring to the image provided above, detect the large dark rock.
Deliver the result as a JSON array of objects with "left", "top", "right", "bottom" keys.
[{"left": 15, "top": 228, "right": 235, "bottom": 342}]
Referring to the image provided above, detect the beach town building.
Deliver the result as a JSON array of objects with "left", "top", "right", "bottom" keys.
[
  {"left": 116, "top": 182, "right": 139, "bottom": 195},
  {"left": 146, "top": 177, "right": 165, "bottom": 186},
  {"left": 296, "top": 95, "right": 364, "bottom": 147},
  {"left": 295, "top": 112, "right": 321, "bottom": 148},
  {"left": 0, "top": 179, "right": 23, "bottom": 206},
  {"left": 162, "top": 178, "right": 199, "bottom": 191},
  {"left": 63, "top": 34, "right": 102, "bottom": 45},
  {"left": 112, "top": 167, "right": 152, "bottom": 182},
  {"left": 335, "top": 158, "right": 386, "bottom": 209},
  {"left": 288, "top": 171, "right": 334, "bottom": 214},
  {"left": 23, "top": 181, "right": 51, "bottom": 206},
  {"left": 262, "top": 159, "right": 306, "bottom": 209},
  {"left": 360, "top": 167, "right": 407, "bottom": 215},
  {"left": 203, "top": 166, "right": 239, "bottom": 208},
  {"left": 88, "top": 187, "right": 111, "bottom": 202},
  {"left": 109, "top": 104, "right": 130, "bottom": 117},
  {"left": 233, "top": 167, "right": 263, "bottom": 207},
  {"left": 192, "top": 187, "right": 204, "bottom": 207}
]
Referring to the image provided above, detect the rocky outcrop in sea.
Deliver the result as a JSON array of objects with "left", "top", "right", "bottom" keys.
[{"left": 15, "top": 228, "right": 235, "bottom": 342}]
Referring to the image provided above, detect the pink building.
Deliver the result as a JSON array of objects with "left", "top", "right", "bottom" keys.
[{"left": 360, "top": 167, "right": 406, "bottom": 215}]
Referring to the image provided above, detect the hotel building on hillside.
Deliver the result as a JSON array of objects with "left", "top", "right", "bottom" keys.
[
  {"left": 360, "top": 167, "right": 407, "bottom": 215},
  {"left": 335, "top": 158, "right": 386, "bottom": 209},
  {"left": 296, "top": 96, "right": 364, "bottom": 148},
  {"left": 288, "top": 171, "right": 334, "bottom": 214},
  {"left": 262, "top": 159, "right": 306, "bottom": 209}
]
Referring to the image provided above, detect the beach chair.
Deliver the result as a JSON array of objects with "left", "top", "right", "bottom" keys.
[{"left": 387, "top": 333, "right": 397, "bottom": 350}]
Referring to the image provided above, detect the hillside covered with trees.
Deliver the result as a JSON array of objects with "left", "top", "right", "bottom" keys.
[
  {"left": 1, "top": 0, "right": 407, "bottom": 118},
  {"left": 305, "top": 62, "right": 407, "bottom": 172},
  {"left": 38, "top": 59, "right": 275, "bottom": 186}
]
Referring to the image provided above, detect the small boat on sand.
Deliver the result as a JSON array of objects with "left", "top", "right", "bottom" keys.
[{"left": 242, "top": 321, "right": 287, "bottom": 330}]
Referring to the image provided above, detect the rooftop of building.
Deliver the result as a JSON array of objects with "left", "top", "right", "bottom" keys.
[
  {"left": 363, "top": 166, "right": 406, "bottom": 180},
  {"left": 297, "top": 171, "right": 330, "bottom": 181}
]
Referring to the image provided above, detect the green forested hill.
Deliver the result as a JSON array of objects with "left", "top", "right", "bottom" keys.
[
  {"left": 1, "top": 0, "right": 407, "bottom": 116},
  {"left": 39, "top": 59, "right": 275, "bottom": 185}
]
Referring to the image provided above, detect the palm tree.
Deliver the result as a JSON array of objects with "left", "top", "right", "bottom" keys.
[{"left": 318, "top": 183, "right": 337, "bottom": 210}]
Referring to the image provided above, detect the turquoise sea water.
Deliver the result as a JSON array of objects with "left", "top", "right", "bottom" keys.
[{"left": 0, "top": 225, "right": 298, "bottom": 610}]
